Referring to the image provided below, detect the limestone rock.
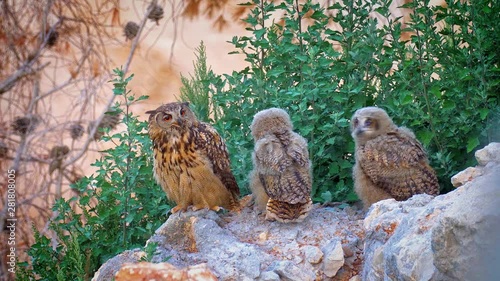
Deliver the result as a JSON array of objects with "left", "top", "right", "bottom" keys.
[
  {"left": 475, "top": 142, "right": 500, "bottom": 166},
  {"left": 452, "top": 142, "right": 500, "bottom": 187},
  {"left": 94, "top": 206, "right": 364, "bottom": 281},
  {"left": 258, "top": 271, "right": 280, "bottom": 281},
  {"left": 267, "top": 260, "right": 315, "bottom": 281},
  {"left": 92, "top": 249, "right": 145, "bottom": 281},
  {"left": 115, "top": 262, "right": 217, "bottom": 281},
  {"left": 349, "top": 275, "right": 361, "bottom": 281},
  {"left": 322, "top": 238, "right": 345, "bottom": 277},
  {"left": 302, "top": 245, "right": 323, "bottom": 264},
  {"left": 451, "top": 167, "right": 483, "bottom": 187},
  {"left": 362, "top": 160, "right": 500, "bottom": 280}
]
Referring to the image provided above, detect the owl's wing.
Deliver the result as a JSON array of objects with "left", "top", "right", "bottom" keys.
[
  {"left": 254, "top": 136, "right": 292, "bottom": 173},
  {"left": 195, "top": 123, "right": 240, "bottom": 198},
  {"left": 285, "top": 134, "right": 309, "bottom": 167},
  {"left": 255, "top": 135, "right": 311, "bottom": 204},
  {"left": 358, "top": 131, "right": 439, "bottom": 200},
  {"left": 258, "top": 163, "right": 312, "bottom": 205}
]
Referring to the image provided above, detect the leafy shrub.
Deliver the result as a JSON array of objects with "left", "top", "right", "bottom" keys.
[
  {"left": 184, "top": 0, "right": 499, "bottom": 202},
  {"left": 179, "top": 41, "right": 220, "bottom": 123},
  {"left": 17, "top": 68, "right": 169, "bottom": 280}
]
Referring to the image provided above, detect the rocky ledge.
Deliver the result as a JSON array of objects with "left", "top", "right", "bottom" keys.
[{"left": 93, "top": 143, "right": 500, "bottom": 281}]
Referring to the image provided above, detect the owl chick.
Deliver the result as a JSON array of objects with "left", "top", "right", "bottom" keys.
[
  {"left": 351, "top": 106, "right": 439, "bottom": 209},
  {"left": 146, "top": 102, "right": 240, "bottom": 213},
  {"left": 249, "top": 108, "right": 312, "bottom": 223}
]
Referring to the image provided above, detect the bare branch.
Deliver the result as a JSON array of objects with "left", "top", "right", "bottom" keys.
[{"left": 61, "top": 0, "right": 158, "bottom": 170}]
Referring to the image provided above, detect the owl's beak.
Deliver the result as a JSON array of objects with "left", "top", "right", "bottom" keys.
[
  {"left": 355, "top": 127, "right": 365, "bottom": 136},
  {"left": 174, "top": 118, "right": 184, "bottom": 126}
]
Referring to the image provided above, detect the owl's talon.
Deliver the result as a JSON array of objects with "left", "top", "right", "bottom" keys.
[
  {"left": 170, "top": 205, "right": 185, "bottom": 213},
  {"left": 210, "top": 206, "right": 222, "bottom": 212}
]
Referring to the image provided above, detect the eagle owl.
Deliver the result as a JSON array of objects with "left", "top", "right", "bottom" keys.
[
  {"left": 146, "top": 102, "right": 240, "bottom": 213},
  {"left": 351, "top": 106, "right": 439, "bottom": 208},
  {"left": 249, "top": 108, "right": 312, "bottom": 223}
]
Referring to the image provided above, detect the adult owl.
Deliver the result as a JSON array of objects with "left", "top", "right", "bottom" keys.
[
  {"left": 146, "top": 102, "right": 240, "bottom": 213},
  {"left": 351, "top": 106, "right": 439, "bottom": 208},
  {"left": 249, "top": 108, "right": 312, "bottom": 223}
]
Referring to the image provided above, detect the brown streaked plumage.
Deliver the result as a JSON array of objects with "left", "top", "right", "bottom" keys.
[
  {"left": 249, "top": 108, "right": 312, "bottom": 223},
  {"left": 351, "top": 106, "right": 439, "bottom": 209},
  {"left": 146, "top": 102, "right": 240, "bottom": 213}
]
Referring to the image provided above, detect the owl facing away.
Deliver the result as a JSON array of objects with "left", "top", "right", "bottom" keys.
[
  {"left": 249, "top": 108, "right": 312, "bottom": 223},
  {"left": 351, "top": 107, "right": 439, "bottom": 209},
  {"left": 146, "top": 102, "right": 240, "bottom": 213}
]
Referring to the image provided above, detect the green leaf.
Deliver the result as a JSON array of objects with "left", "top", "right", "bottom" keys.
[
  {"left": 400, "top": 91, "right": 413, "bottom": 105},
  {"left": 320, "top": 191, "right": 332, "bottom": 203},
  {"left": 137, "top": 95, "right": 149, "bottom": 101},
  {"left": 479, "top": 108, "right": 489, "bottom": 120},
  {"left": 254, "top": 28, "right": 266, "bottom": 39},
  {"left": 417, "top": 130, "right": 434, "bottom": 147},
  {"left": 466, "top": 137, "right": 479, "bottom": 153},
  {"left": 442, "top": 100, "right": 456, "bottom": 110}
]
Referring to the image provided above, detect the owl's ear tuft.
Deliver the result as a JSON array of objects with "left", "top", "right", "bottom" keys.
[
  {"left": 181, "top": 101, "right": 190, "bottom": 107},
  {"left": 146, "top": 110, "right": 157, "bottom": 115}
]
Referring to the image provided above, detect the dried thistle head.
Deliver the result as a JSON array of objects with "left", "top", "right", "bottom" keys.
[
  {"left": 88, "top": 111, "right": 121, "bottom": 140},
  {"left": 47, "top": 30, "right": 59, "bottom": 47},
  {"left": 147, "top": 3, "right": 164, "bottom": 25},
  {"left": 48, "top": 145, "right": 70, "bottom": 175},
  {"left": 124, "top": 21, "right": 139, "bottom": 40},
  {"left": 69, "top": 123, "right": 84, "bottom": 140},
  {"left": 50, "top": 145, "right": 70, "bottom": 158},
  {"left": 11, "top": 115, "right": 40, "bottom": 136},
  {"left": 0, "top": 141, "right": 8, "bottom": 158}
]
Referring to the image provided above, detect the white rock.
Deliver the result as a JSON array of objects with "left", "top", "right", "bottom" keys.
[
  {"left": 451, "top": 167, "right": 483, "bottom": 187},
  {"left": 321, "top": 239, "right": 344, "bottom": 277},
  {"left": 259, "top": 271, "right": 280, "bottom": 281},
  {"left": 268, "top": 261, "right": 315, "bottom": 281},
  {"left": 475, "top": 142, "right": 500, "bottom": 166},
  {"left": 301, "top": 245, "right": 323, "bottom": 264},
  {"left": 93, "top": 196, "right": 365, "bottom": 280},
  {"left": 349, "top": 275, "right": 361, "bottom": 281},
  {"left": 362, "top": 162, "right": 500, "bottom": 280}
]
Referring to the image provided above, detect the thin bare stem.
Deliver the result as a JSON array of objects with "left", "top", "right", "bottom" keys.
[{"left": 61, "top": 0, "right": 157, "bottom": 170}]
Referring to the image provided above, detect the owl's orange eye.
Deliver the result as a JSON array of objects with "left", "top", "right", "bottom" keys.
[
  {"left": 162, "top": 114, "right": 172, "bottom": 122},
  {"left": 180, "top": 108, "right": 186, "bottom": 116}
]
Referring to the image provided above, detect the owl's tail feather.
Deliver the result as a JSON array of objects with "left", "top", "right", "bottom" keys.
[{"left": 265, "top": 198, "right": 313, "bottom": 223}]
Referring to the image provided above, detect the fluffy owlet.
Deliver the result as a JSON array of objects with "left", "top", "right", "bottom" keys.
[
  {"left": 351, "top": 106, "right": 439, "bottom": 208},
  {"left": 249, "top": 108, "right": 313, "bottom": 223},
  {"left": 146, "top": 102, "right": 240, "bottom": 213}
]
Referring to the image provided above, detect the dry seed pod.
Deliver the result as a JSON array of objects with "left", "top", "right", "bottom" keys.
[
  {"left": 11, "top": 115, "right": 40, "bottom": 136},
  {"left": 49, "top": 145, "right": 70, "bottom": 175},
  {"left": 50, "top": 145, "right": 70, "bottom": 158},
  {"left": 101, "top": 112, "right": 120, "bottom": 130},
  {"left": 88, "top": 111, "right": 121, "bottom": 140},
  {"left": 123, "top": 21, "right": 139, "bottom": 40},
  {"left": 147, "top": 3, "right": 164, "bottom": 25},
  {"left": 69, "top": 123, "right": 84, "bottom": 140},
  {"left": 46, "top": 30, "right": 59, "bottom": 47}
]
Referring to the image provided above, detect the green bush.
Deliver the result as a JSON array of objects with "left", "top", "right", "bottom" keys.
[
  {"left": 17, "top": 68, "right": 169, "bottom": 280},
  {"left": 185, "top": 0, "right": 499, "bottom": 202}
]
